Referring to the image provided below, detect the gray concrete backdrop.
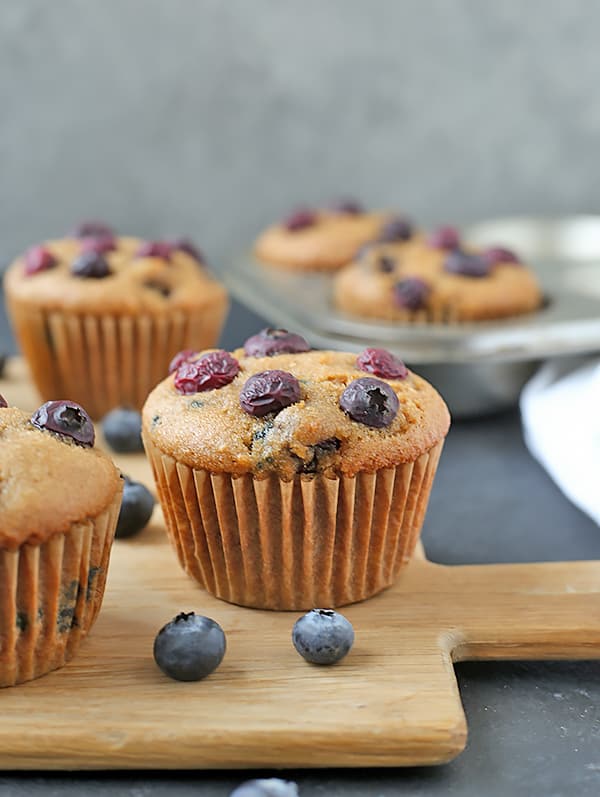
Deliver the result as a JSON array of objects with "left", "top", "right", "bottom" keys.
[{"left": 1, "top": 0, "right": 599, "bottom": 267}]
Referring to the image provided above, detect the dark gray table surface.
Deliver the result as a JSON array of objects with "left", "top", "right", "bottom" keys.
[{"left": 0, "top": 300, "right": 598, "bottom": 797}]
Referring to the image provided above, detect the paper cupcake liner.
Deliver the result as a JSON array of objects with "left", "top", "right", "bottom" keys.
[
  {"left": 6, "top": 300, "right": 227, "bottom": 418},
  {"left": 0, "top": 491, "right": 121, "bottom": 687},
  {"left": 144, "top": 436, "right": 444, "bottom": 610}
]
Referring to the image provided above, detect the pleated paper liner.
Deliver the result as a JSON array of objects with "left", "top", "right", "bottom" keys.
[
  {"left": 5, "top": 301, "right": 227, "bottom": 418},
  {"left": 144, "top": 436, "right": 444, "bottom": 610},
  {"left": 0, "top": 491, "right": 121, "bottom": 688}
]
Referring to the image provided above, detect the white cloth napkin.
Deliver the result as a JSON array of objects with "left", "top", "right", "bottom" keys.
[{"left": 520, "top": 357, "right": 600, "bottom": 525}]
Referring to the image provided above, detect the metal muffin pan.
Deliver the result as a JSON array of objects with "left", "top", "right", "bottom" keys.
[{"left": 225, "top": 216, "right": 600, "bottom": 417}]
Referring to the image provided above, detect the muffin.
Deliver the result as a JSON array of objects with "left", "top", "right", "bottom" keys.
[
  {"left": 0, "top": 395, "right": 122, "bottom": 686},
  {"left": 4, "top": 222, "right": 229, "bottom": 418},
  {"left": 333, "top": 224, "right": 543, "bottom": 322},
  {"left": 254, "top": 202, "right": 412, "bottom": 272},
  {"left": 142, "top": 330, "right": 450, "bottom": 610}
]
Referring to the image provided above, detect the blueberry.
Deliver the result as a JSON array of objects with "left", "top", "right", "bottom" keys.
[
  {"left": 24, "top": 246, "right": 57, "bottom": 276},
  {"left": 174, "top": 350, "right": 240, "bottom": 394},
  {"left": 339, "top": 377, "right": 399, "bottom": 428},
  {"left": 239, "top": 370, "right": 301, "bottom": 417},
  {"left": 102, "top": 408, "right": 143, "bottom": 453},
  {"left": 71, "top": 251, "right": 111, "bottom": 279},
  {"left": 283, "top": 208, "right": 317, "bottom": 231},
  {"left": 243, "top": 328, "right": 310, "bottom": 358},
  {"left": 428, "top": 225, "right": 460, "bottom": 250},
  {"left": 72, "top": 221, "right": 114, "bottom": 239},
  {"left": 393, "top": 277, "right": 430, "bottom": 310},
  {"left": 292, "top": 608, "right": 354, "bottom": 665},
  {"left": 0, "top": 393, "right": 7, "bottom": 408},
  {"left": 153, "top": 611, "right": 226, "bottom": 682},
  {"left": 378, "top": 215, "right": 413, "bottom": 242},
  {"left": 443, "top": 250, "right": 491, "bottom": 278},
  {"left": 482, "top": 245, "right": 521, "bottom": 267},
  {"left": 135, "top": 241, "right": 174, "bottom": 260},
  {"left": 230, "top": 778, "right": 299, "bottom": 797},
  {"left": 377, "top": 254, "right": 396, "bottom": 273},
  {"left": 115, "top": 477, "right": 155, "bottom": 539},
  {"left": 168, "top": 348, "right": 197, "bottom": 374},
  {"left": 356, "top": 348, "right": 408, "bottom": 380},
  {"left": 31, "top": 400, "right": 95, "bottom": 446}
]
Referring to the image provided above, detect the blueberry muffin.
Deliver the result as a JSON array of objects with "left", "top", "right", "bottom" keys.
[
  {"left": 142, "top": 329, "right": 450, "bottom": 610},
  {"left": 0, "top": 395, "right": 122, "bottom": 686},
  {"left": 333, "top": 225, "right": 543, "bottom": 322},
  {"left": 254, "top": 201, "right": 413, "bottom": 272},
  {"left": 4, "top": 222, "right": 229, "bottom": 418}
]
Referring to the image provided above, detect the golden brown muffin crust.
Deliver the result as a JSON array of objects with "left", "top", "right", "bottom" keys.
[
  {"left": 333, "top": 237, "right": 543, "bottom": 322},
  {"left": 142, "top": 349, "right": 450, "bottom": 480},
  {"left": 4, "top": 236, "right": 227, "bottom": 315},
  {"left": 0, "top": 407, "right": 122, "bottom": 549}
]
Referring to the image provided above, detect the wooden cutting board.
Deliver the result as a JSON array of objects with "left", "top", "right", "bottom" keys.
[{"left": 1, "top": 358, "right": 599, "bottom": 769}]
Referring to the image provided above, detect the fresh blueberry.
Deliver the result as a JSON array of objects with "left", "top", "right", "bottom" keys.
[
  {"left": 31, "top": 400, "right": 95, "bottom": 446},
  {"left": 243, "top": 328, "right": 310, "bottom": 358},
  {"left": 24, "top": 246, "right": 57, "bottom": 276},
  {"left": 115, "top": 477, "right": 155, "bottom": 539},
  {"left": 174, "top": 350, "right": 240, "bottom": 394},
  {"left": 482, "top": 245, "right": 521, "bottom": 267},
  {"left": 428, "top": 225, "right": 460, "bottom": 250},
  {"left": 0, "top": 393, "right": 7, "bottom": 408},
  {"left": 292, "top": 608, "right": 354, "bottom": 665},
  {"left": 339, "top": 377, "right": 399, "bottom": 428},
  {"left": 378, "top": 215, "right": 413, "bottom": 242},
  {"left": 230, "top": 778, "right": 299, "bottom": 797},
  {"left": 283, "top": 208, "right": 317, "bottom": 231},
  {"left": 135, "top": 241, "right": 174, "bottom": 260},
  {"left": 356, "top": 348, "right": 408, "bottom": 380},
  {"left": 81, "top": 235, "right": 116, "bottom": 254},
  {"left": 102, "top": 408, "right": 143, "bottom": 453},
  {"left": 393, "top": 277, "right": 430, "bottom": 310},
  {"left": 168, "top": 348, "right": 197, "bottom": 374},
  {"left": 377, "top": 254, "right": 396, "bottom": 273},
  {"left": 171, "top": 238, "right": 204, "bottom": 263},
  {"left": 444, "top": 250, "right": 491, "bottom": 278},
  {"left": 329, "top": 197, "right": 363, "bottom": 214},
  {"left": 153, "top": 611, "right": 226, "bottom": 682},
  {"left": 72, "top": 221, "right": 114, "bottom": 239},
  {"left": 239, "top": 370, "right": 301, "bottom": 417},
  {"left": 71, "top": 251, "right": 111, "bottom": 279}
]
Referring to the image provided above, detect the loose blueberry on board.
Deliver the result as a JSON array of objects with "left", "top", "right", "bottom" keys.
[
  {"left": 482, "top": 245, "right": 521, "bottom": 267},
  {"left": 283, "top": 208, "right": 317, "bottom": 231},
  {"left": 102, "top": 408, "right": 143, "bottom": 453},
  {"left": 24, "top": 246, "right": 57, "bottom": 276},
  {"left": 444, "top": 250, "right": 491, "bottom": 278},
  {"left": 329, "top": 197, "right": 363, "bottom": 214},
  {"left": 377, "top": 254, "right": 396, "bottom": 273},
  {"left": 243, "top": 328, "right": 310, "bottom": 358},
  {"left": 339, "top": 377, "right": 399, "bottom": 428},
  {"left": 357, "top": 348, "right": 408, "bottom": 380},
  {"left": 174, "top": 350, "right": 240, "bottom": 394},
  {"left": 378, "top": 215, "right": 413, "bottom": 242},
  {"left": 71, "top": 251, "right": 111, "bottom": 279},
  {"left": 135, "top": 241, "right": 174, "bottom": 260},
  {"left": 0, "top": 393, "right": 7, "bottom": 408},
  {"left": 168, "top": 349, "right": 197, "bottom": 374},
  {"left": 81, "top": 235, "right": 116, "bottom": 254},
  {"left": 170, "top": 238, "right": 204, "bottom": 263},
  {"left": 239, "top": 370, "right": 301, "bottom": 417},
  {"left": 30, "top": 400, "right": 95, "bottom": 446},
  {"left": 153, "top": 612, "right": 226, "bottom": 682},
  {"left": 230, "top": 778, "right": 299, "bottom": 797},
  {"left": 72, "top": 221, "right": 114, "bottom": 239},
  {"left": 428, "top": 225, "right": 460, "bottom": 250},
  {"left": 115, "top": 477, "right": 155, "bottom": 539},
  {"left": 394, "top": 277, "right": 431, "bottom": 310},
  {"left": 292, "top": 608, "right": 355, "bottom": 665}
]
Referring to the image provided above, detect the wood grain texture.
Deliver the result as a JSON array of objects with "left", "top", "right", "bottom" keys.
[{"left": 0, "top": 358, "right": 599, "bottom": 769}]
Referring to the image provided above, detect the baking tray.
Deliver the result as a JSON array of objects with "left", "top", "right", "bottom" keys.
[{"left": 225, "top": 216, "right": 600, "bottom": 417}]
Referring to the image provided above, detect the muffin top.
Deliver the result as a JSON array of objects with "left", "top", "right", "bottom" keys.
[
  {"left": 254, "top": 202, "right": 406, "bottom": 271},
  {"left": 0, "top": 399, "right": 122, "bottom": 549},
  {"left": 142, "top": 330, "right": 450, "bottom": 480},
  {"left": 333, "top": 225, "right": 542, "bottom": 322},
  {"left": 4, "top": 222, "right": 226, "bottom": 315}
]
